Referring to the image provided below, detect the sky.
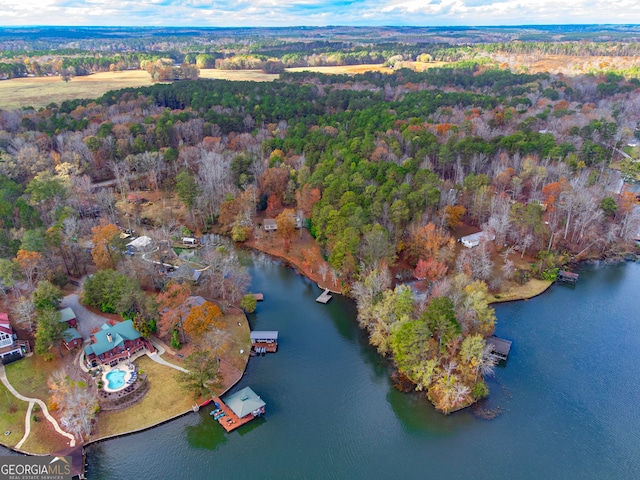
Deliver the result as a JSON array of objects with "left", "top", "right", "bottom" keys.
[{"left": 3, "top": 0, "right": 640, "bottom": 28}]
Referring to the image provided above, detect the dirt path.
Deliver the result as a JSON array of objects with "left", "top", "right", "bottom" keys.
[{"left": 0, "top": 364, "right": 76, "bottom": 450}]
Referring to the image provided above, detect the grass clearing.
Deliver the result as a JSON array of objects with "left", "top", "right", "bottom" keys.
[
  {"left": 199, "top": 69, "right": 277, "bottom": 82},
  {"left": 19, "top": 414, "right": 70, "bottom": 454},
  {"left": 489, "top": 278, "right": 553, "bottom": 304},
  {"left": 287, "top": 63, "right": 392, "bottom": 75},
  {"left": 0, "top": 381, "right": 28, "bottom": 449}
]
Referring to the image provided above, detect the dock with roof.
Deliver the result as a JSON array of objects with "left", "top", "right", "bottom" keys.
[
  {"left": 211, "top": 387, "right": 266, "bottom": 432},
  {"left": 250, "top": 331, "right": 278, "bottom": 353},
  {"left": 487, "top": 335, "right": 512, "bottom": 361}
]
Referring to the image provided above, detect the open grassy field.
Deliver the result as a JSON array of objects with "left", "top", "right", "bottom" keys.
[
  {"left": 287, "top": 63, "right": 393, "bottom": 75},
  {"left": 199, "top": 69, "right": 277, "bottom": 82},
  {"left": 0, "top": 380, "right": 28, "bottom": 449},
  {"left": 0, "top": 71, "right": 153, "bottom": 110}
]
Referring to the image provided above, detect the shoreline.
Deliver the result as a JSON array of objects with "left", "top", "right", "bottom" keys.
[{"left": 4, "top": 240, "right": 623, "bottom": 455}]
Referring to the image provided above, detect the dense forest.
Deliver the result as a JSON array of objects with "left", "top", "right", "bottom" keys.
[{"left": 1, "top": 30, "right": 639, "bottom": 413}]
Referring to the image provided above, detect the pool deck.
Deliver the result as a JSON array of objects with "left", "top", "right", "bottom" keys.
[{"left": 102, "top": 365, "right": 136, "bottom": 393}]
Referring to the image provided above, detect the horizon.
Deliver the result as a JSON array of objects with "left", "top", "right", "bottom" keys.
[{"left": 3, "top": 1, "right": 640, "bottom": 29}]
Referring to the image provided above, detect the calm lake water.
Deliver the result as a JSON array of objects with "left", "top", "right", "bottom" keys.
[{"left": 4, "top": 257, "right": 640, "bottom": 479}]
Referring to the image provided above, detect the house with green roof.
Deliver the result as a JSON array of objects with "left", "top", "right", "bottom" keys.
[
  {"left": 84, "top": 320, "right": 154, "bottom": 368},
  {"left": 58, "top": 307, "right": 77, "bottom": 328}
]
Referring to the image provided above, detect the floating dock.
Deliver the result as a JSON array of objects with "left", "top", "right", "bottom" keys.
[
  {"left": 316, "top": 288, "right": 332, "bottom": 304},
  {"left": 487, "top": 335, "right": 512, "bottom": 361}
]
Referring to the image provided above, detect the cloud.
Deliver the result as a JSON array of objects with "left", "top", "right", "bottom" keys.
[{"left": 2, "top": 0, "right": 640, "bottom": 26}]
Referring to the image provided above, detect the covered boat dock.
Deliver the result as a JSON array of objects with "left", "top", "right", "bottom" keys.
[
  {"left": 211, "top": 387, "right": 266, "bottom": 432},
  {"left": 557, "top": 270, "right": 579, "bottom": 285},
  {"left": 487, "top": 335, "right": 512, "bottom": 361},
  {"left": 250, "top": 331, "right": 278, "bottom": 353}
]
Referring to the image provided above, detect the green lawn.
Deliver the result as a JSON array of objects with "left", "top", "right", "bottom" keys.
[
  {"left": 93, "top": 356, "right": 195, "bottom": 440},
  {"left": 0, "top": 381, "right": 28, "bottom": 448}
]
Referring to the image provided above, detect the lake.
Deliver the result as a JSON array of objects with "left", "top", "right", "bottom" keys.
[{"left": 4, "top": 256, "right": 640, "bottom": 479}]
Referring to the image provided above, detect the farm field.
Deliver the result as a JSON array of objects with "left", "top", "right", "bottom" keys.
[{"left": 0, "top": 71, "right": 154, "bottom": 110}]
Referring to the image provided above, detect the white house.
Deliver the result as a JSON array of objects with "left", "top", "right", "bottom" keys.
[
  {"left": 263, "top": 219, "right": 277, "bottom": 232},
  {"left": 126, "top": 235, "right": 152, "bottom": 251},
  {"left": 460, "top": 231, "right": 495, "bottom": 248}
]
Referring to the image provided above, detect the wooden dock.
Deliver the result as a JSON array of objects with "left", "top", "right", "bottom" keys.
[
  {"left": 316, "top": 288, "right": 332, "bottom": 304},
  {"left": 210, "top": 396, "right": 257, "bottom": 432},
  {"left": 487, "top": 335, "right": 512, "bottom": 361},
  {"left": 557, "top": 270, "right": 579, "bottom": 285}
]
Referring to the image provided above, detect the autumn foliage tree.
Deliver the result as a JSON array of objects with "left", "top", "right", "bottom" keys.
[
  {"left": 407, "top": 223, "right": 456, "bottom": 267},
  {"left": 91, "top": 223, "right": 121, "bottom": 270},
  {"left": 157, "top": 282, "right": 191, "bottom": 342},
  {"left": 183, "top": 301, "right": 222, "bottom": 340},
  {"left": 275, "top": 208, "right": 296, "bottom": 251},
  {"left": 13, "top": 249, "right": 43, "bottom": 291}
]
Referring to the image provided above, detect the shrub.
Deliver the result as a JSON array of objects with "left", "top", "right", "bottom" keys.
[
  {"left": 471, "top": 381, "right": 489, "bottom": 399},
  {"left": 171, "top": 330, "right": 181, "bottom": 350}
]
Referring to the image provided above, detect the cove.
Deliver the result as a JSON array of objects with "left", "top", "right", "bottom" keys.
[{"left": 4, "top": 256, "right": 640, "bottom": 479}]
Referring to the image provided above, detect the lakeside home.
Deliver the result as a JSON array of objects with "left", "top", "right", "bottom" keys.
[{"left": 84, "top": 320, "right": 154, "bottom": 368}]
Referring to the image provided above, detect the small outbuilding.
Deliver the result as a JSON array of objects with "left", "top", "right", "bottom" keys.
[
  {"left": 263, "top": 219, "right": 277, "bottom": 232},
  {"left": 62, "top": 328, "right": 83, "bottom": 350},
  {"left": 126, "top": 235, "right": 152, "bottom": 251},
  {"left": 460, "top": 231, "right": 495, "bottom": 248},
  {"left": 58, "top": 307, "right": 78, "bottom": 328}
]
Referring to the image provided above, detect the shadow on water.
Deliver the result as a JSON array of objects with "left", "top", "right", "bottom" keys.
[
  {"left": 185, "top": 412, "right": 228, "bottom": 451},
  {"left": 237, "top": 416, "right": 266, "bottom": 436}
]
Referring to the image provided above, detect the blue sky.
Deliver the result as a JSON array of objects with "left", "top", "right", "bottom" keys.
[{"left": 3, "top": 0, "right": 640, "bottom": 27}]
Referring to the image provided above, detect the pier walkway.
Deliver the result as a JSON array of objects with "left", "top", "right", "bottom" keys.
[{"left": 316, "top": 288, "right": 332, "bottom": 304}]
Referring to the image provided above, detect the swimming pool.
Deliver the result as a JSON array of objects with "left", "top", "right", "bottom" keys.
[{"left": 103, "top": 369, "right": 131, "bottom": 392}]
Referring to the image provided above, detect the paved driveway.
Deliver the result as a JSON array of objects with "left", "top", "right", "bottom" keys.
[{"left": 60, "top": 294, "right": 109, "bottom": 340}]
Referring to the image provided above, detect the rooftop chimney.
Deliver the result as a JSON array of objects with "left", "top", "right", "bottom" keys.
[{"left": 106, "top": 333, "right": 113, "bottom": 343}]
